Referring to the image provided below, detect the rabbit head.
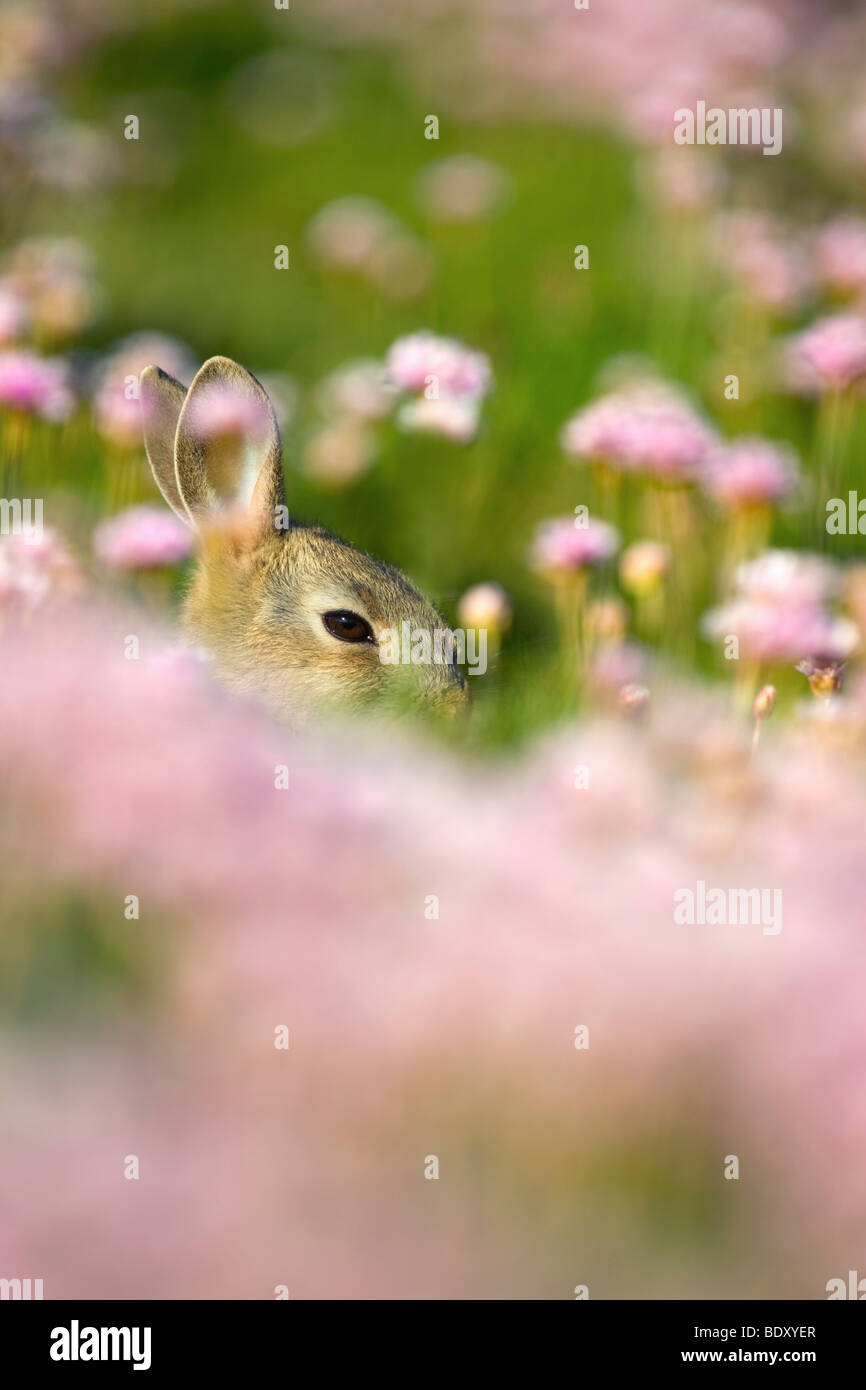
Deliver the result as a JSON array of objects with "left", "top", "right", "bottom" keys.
[{"left": 140, "top": 356, "right": 468, "bottom": 721}]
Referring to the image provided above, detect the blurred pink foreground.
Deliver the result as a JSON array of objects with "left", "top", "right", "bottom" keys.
[{"left": 0, "top": 601, "right": 864, "bottom": 1299}]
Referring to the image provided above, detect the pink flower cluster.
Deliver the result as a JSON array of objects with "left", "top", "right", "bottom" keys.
[
  {"left": 815, "top": 216, "right": 866, "bottom": 299},
  {"left": 700, "top": 438, "right": 799, "bottom": 509},
  {"left": 316, "top": 359, "right": 395, "bottom": 422},
  {"left": 305, "top": 196, "right": 433, "bottom": 300},
  {"left": 386, "top": 331, "right": 492, "bottom": 443},
  {"left": 93, "top": 505, "right": 193, "bottom": 571},
  {"left": 703, "top": 550, "right": 859, "bottom": 665},
  {"left": 386, "top": 331, "right": 492, "bottom": 399},
  {"left": 785, "top": 313, "right": 866, "bottom": 394},
  {"left": 92, "top": 333, "right": 196, "bottom": 449},
  {"left": 301, "top": 0, "right": 791, "bottom": 154},
  {"left": 414, "top": 155, "right": 510, "bottom": 223},
  {"left": 0, "top": 529, "right": 81, "bottom": 610},
  {"left": 710, "top": 212, "right": 812, "bottom": 316},
  {"left": 712, "top": 211, "right": 866, "bottom": 334},
  {"left": 0, "top": 349, "right": 73, "bottom": 420},
  {"left": 1, "top": 603, "right": 865, "bottom": 1296},
  {"left": 0, "top": 237, "right": 97, "bottom": 344},
  {"left": 561, "top": 381, "right": 716, "bottom": 481},
  {"left": 530, "top": 516, "right": 620, "bottom": 573}
]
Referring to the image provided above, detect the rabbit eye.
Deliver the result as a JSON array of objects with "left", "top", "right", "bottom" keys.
[{"left": 322, "top": 610, "right": 375, "bottom": 645}]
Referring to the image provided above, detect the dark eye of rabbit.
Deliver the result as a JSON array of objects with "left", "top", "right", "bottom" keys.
[{"left": 322, "top": 610, "right": 375, "bottom": 644}]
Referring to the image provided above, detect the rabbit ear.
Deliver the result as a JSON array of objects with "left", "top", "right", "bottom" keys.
[
  {"left": 173, "top": 356, "right": 285, "bottom": 537},
  {"left": 140, "top": 365, "right": 192, "bottom": 524}
]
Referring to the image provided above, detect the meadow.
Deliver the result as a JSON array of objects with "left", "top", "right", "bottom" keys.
[{"left": 14, "top": 0, "right": 866, "bottom": 741}]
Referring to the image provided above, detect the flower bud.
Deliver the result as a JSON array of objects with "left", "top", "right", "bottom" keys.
[
  {"left": 457, "top": 582, "right": 512, "bottom": 634},
  {"left": 618, "top": 682, "right": 650, "bottom": 716},
  {"left": 619, "top": 540, "right": 670, "bottom": 597},
  {"left": 753, "top": 684, "right": 776, "bottom": 719}
]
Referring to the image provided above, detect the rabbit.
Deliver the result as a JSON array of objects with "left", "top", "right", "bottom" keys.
[{"left": 140, "top": 355, "right": 468, "bottom": 721}]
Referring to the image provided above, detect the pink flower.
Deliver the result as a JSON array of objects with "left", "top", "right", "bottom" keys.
[
  {"left": 365, "top": 234, "right": 434, "bottom": 301},
  {"left": 560, "top": 395, "right": 633, "bottom": 462},
  {"left": 590, "top": 639, "right": 647, "bottom": 694},
  {"left": 0, "top": 528, "right": 81, "bottom": 610},
  {"left": 306, "top": 201, "right": 433, "bottom": 299},
  {"left": 396, "top": 394, "right": 481, "bottom": 443},
  {"left": 457, "top": 582, "right": 512, "bottom": 631},
  {"left": 561, "top": 382, "right": 715, "bottom": 480},
  {"left": 736, "top": 550, "right": 838, "bottom": 607},
  {"left": 385, "top": 332, "right": 492, "bottom": 399},
  {"left": 785, "top": 313, "right": 866, "bottom": 394},
  {"left": 619, "top": 539, "right": 670, "bottom": 594},
  {"left": 92, "top": 333, "right": 195, "bottom": 449},
  {"left": 641, "top": 149, "right": 725, "bottom": 212},
  {"left": 703, "top": 599, "right": 858, "bottom": 665},
  {"left": 384, "top": 332, "right": 492, "bottom": 442},
  {"left": 2, "top": 605, "right": 866, "bottom": 1296},
  {"left": 530, "top": 516, "right": 620, "bottom": 573},
  {"left": 415, "top": 155, "right": 510, "bottom": 223},
  {"left": 1, "top": 237, "right": 97, "bottom": 339},
  {"left": 93, "top": 506, "right": 193, "bottom": 571},
  {"left": 144, "top": 643, "right": 213, "bottom": 684},
  {"left": 700, "top": 438, "right": 799, "bottom": 508},
  {"left": 703, "top": 550, "right": 859, "bottom": 664},
  {"left": 304, "top": 422, "right": 377, "bottom": 485},
  {"left": 815, "top": 216, "right": 866, "bottom": 298},
  {"left": 0, "top": 350, "right": 73, "bottom": 420},
  {"left": 316, "top": 359, "right": 395, "bottom": 421},
  {"left": 710, "top": 212, "right": 812, "bottom": 314},
  {"left": 306, "top": 197, "right": 397, "bottom": 270}
]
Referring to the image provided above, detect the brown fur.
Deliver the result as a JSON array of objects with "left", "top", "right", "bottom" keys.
[{"left": 140, "top": 356, "right": 467, "bottom": 721}]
